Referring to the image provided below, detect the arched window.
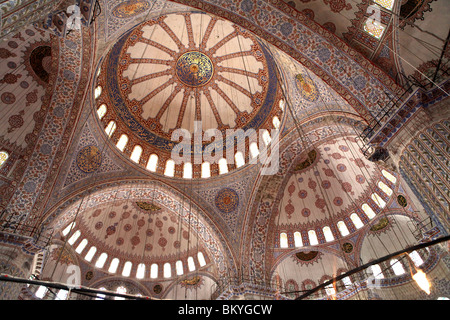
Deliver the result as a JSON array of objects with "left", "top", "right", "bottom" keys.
[
  {"left": 68, "top": 230, "right": 81, "bottom": 245},
  {"left": 382, "top": 169, "right": 397, "bottom": 184},
  {"left": 235, "top": 151, "right": 245, "bottom": 168},
  {"left": 308, "top": 230, "right": 319, "bottom": 245},
  {"left": 97, "top": 104, "right": 107, "bottom": 119},
  {"left": 0, "top": 151, "right": 9, "bottom": 168},
  {"left": 262, "top": 130, "right": 272, "bottom": 146},
  {"left": 362, "top": 203, "right": 376, "bottom": 219},
  {"left": 105, "top": 121, "right": 117, "bottom": 137},
  {"left": 337, "top": 221, "right": 350, "bottom": 237},
  {"left": 350, "top": 213, "right": 364, "bottom": 229},
  {"left": 136, "top": 263, "right": 146, "bottom": 279},
  {"left": 187, "top": 257, "right": 196, "bottom": 272},
  {"left": 94, "top": 86, "right": 102, "bottom": 99},
  {"left": 279, "top": 99, "right": 285, "bottom": 111},
  {"left": 147, "top": 154, "right": 158, "bottom": 172},
  {"left": 108, "top": 258, "right": 120, "bottom": 274},
  {"left": 323, "top": 226, "right": 334, "bottom": 242},
  {"left": 218, "top": 158, "right": 228, "bottom": 174},
  {"left": 371, "top": 264, "right": 384, "bottom": 279},
  {"left": 163, "top": 262, "right": 171, "bottom": 278},
  {"left": 35, "top": 286, "right": 48, "bottom": 299},
  {"left": 272, "top": 116, "right": 281, "bottom": 130},
  {"left": 95, "top": 253, "right": 108, "bottom": 269},
  {"left": 374, "top": 0, "right": 394, "bottom": 10},
  {"left": 85, "top": 246, "right": 97, "bottom": 262},
  {"left": 130, "top": 145, "right": 142, "bottom": 163},
  {"left": 409, "top": 250, "right": 424, "bottom": 267},
  {"left": 176, "top": 260, "right": 184, "bottom": 275},
  {"left": 150, "top": 264, "right": 158, "bottom": 279},
  {"left": 371, "top": 193, "right": 386, "bottom": 208},
  {"left": 390, "top": 259, "right": 405, "bottom": 276},
  {"left": 164, "top": 159, "right": 175, "bottom": 177},
  {"left": 62, "top": 222, "right": 76, "bottom": 237},
  {"left": 201, "top": 162, "right": 211, "bottom": 178},
  {"left": 294, "top": 231, "right": 303, "bottom": 247},
  {"left": 116, "top": 134, "right": 128, "bottom": 152},
  {"left": 378, "top": 181, "right": 393, "bottom": 196},
  {"left": 122, "top": 261, "right": 132, "bottom": 277},
  {"left": 342, "top": 276, "right": 352, "bottom": 288},
  {"left": 364, "top": 18, "right": 385, "bottom": 39},
  {"left": 249, "top": 142, "right": 259, "bottom": 158},
  {"left": 183, "top": 162, "right": 192, "bottom": 179},
  {"left": 198, "top": 252, "right": 206, "bottom": 267},
  {"left": 56, "top": 289, "right": 68, "bottom": 300},
  {"left": 280, "top": 232, "right": 288, "bottom": 248},
  {"left": 75, "top": 239, "right": 88, "bottom": 254}
]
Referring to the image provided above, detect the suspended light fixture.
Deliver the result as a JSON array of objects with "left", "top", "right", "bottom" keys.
[{"left": 412, "top": 268, "right": 431, "bottom": 295}]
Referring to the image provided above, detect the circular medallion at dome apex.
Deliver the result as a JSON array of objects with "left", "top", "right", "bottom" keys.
[
  {"left": 176, "top": 51, "right": 214, "bottom": 87},
  {"left": 95, "top": 12, "right": 282, "bottom": 164}
]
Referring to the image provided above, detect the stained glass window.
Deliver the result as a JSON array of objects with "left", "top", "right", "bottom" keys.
[
  {"left": 0, "top": 151, "right": 9, "bottom": 168},
  {"left": 75, "top": 239, "right": 88, "bottom": 254},
  {"left": 382, "top": 169, "right": 397, "bottom": 184},
  {"left": 390, "top": 258, "right": 405, "bottom": 276},
  {"left": 371, "top": 193, "right": 386, "bottom": 208},
  {"left": 364, "top": 18, "right": 386, "bottom": 39},
  {"left": 374, "top": 0, "right": 394, "bottom": 10},
  {"left": 187, "top": 256, "right": 196, "bottom": 271}
]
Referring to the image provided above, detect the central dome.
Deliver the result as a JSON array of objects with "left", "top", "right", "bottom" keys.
[{"left": 94, "top": 12, "right": 283, "bottom": 178}]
